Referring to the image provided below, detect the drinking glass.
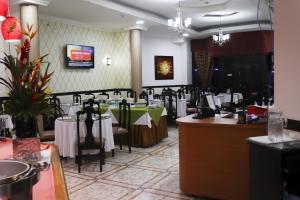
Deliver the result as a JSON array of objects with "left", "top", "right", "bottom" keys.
[{"left": 268, "top": 111, "right": 287, "bottom": 141}]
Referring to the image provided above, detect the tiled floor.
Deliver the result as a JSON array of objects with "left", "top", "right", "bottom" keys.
[{"left": 62, "top": 128, "right": 202, "bottom": 200}]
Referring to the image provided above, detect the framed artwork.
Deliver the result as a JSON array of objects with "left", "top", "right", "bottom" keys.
[{"left": 155, "top": 56, "right": 174, "bottom": 80}]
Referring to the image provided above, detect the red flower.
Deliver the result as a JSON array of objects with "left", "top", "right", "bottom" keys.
[{"left": 20, "top": 39, "right": 30, "bottom": 64}]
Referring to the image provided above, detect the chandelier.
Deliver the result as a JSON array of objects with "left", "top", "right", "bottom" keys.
[
  {"left": 212, "top": 17, "right": 230, "bottom": 46},
  {"left": 167, "top": 1, "right": 191, "bottom": 36}
]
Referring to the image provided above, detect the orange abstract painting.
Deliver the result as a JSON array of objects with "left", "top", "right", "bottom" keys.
[{"left": 155, "top": 56, "right": 174, "bottom": 80}]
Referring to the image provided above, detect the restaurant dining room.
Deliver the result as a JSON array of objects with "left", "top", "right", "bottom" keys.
[{"left": 0, "top": 0, "right": 300, "bottom": 200}]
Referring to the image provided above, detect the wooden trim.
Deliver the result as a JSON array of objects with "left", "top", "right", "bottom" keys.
[{"left": 51, "top": 145, "right": 69, "bottom": 200}]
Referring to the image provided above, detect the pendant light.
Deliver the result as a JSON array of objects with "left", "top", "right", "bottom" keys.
[
  {"left": 1, "top": 16, "right": 22, "bottom": 42},
  {"left": 0, "top": 0, "right": 8, "bottom": 21}
]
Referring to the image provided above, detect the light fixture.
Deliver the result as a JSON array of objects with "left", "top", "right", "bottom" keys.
[
  {"left": 1, "top": 16, "right": 22, "bottom": 42},
  {"left": 0, "top": 0, "right": 8, "bottom": 21},
  {"left": 182, "top": 33, "right": 189, "bottom": 37},
  {"left": 167, "top": 1, "right": 191, "bottom": 35},
  {"left": 136, "top": 20, "right": 144, "bottom": 25},
  {"left": 105, "top": 57, "right": 111, "bottom": 66},
  {"left": 212, "top": 16, "right": 230, "bottom": 46}
]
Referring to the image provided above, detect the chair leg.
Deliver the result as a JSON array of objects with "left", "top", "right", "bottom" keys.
[
  {"left": 119, "top": 135, "right": 123, "bottom": 150},
  {"left": 99, "top": 151, "right": 102, "bottom": 172},
  {"left": 127, "top": 132, "right": 131, "bottom": 153},
  {"left": 78, "top": 150, "right": 81, "bottom": 173},
  {"left": 101, "top": 147, "right": 105, "bottom": 165},
  {"left": 112, "top": 149, "right": 115, "bottom": 157}
]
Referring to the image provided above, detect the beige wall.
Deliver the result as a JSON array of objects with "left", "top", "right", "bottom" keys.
[
  {"left": 39, "top": 19, "right": 131, "bottom": 93},
  {"left": 275, "top": 0, "right": 300, "bottom": 121}
]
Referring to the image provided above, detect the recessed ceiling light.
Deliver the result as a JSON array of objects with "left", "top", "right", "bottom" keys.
[
  {"left": 136, "top": 20, "right": 144, "bottom": 25},
  {"left": 183, "top": 33, "right": 189, "bottom": 37}
]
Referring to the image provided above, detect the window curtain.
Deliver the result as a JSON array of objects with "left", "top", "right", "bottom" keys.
[{"left": 194, "top": 51, "right": 213, "bottom": 90}]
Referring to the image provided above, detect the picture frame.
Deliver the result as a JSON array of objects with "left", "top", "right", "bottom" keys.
[{"left": 154, "top": 56, "right": 174, "bottom": 80}]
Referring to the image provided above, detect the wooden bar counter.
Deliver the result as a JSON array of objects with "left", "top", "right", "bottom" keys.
[{"left": 176, "top": 115, "right": 267, "bottom": 200}]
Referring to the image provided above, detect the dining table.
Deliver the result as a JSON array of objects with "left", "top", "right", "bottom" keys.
[
  {"left": 54, "top": 115, "right": 114, "bottom": 158},
  {"left": 66, "top": 103, "right": 168, "bottom": 147}
]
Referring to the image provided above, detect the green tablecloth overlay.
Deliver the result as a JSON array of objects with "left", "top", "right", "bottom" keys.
[{"left": 110, "top": 106, "right": 164, "bottom": 126}]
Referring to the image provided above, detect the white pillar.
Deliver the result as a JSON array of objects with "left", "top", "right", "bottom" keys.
[
  {"left": 20, "top": 4, "right": 39, "bottom": 61},
  {"left": 127, "top": 25, "right": 147, "bottom": 95},
  {"left": 130, "top": 29, "right": 142, "bottom": 95}
]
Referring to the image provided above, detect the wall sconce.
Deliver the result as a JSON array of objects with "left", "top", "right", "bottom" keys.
[{"left": 105, "top": 57, "right": 111, "bottom": 66}]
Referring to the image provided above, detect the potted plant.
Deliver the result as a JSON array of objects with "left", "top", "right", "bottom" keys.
[{"left": 0, "top": 24, "right": 53, "bottom": 163}]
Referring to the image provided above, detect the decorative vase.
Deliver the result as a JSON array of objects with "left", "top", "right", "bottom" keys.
[{"left": 13, "top": 116, "right": 41, "bottom": 164}]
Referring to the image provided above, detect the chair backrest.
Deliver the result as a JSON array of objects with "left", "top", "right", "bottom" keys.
[
  {"left": 76, "top": 106, "right": 102, "bottom": 147},
  {"left": 146, "top": 88, "right": 154, "bottom": 95},
  {"left": 73, "top": 94, "right": 82, "bottom": 104},
  {"left": 84, "top": 92, "right": 95, "bottom": 99},
  {"left": 139, "top": 91, "right": 148, "bottom": 105},
  {"left": 118, "top": 99, "right": 131, "bottom": 129},
  {"left": 153, "top": 94, "right": 161, "bottom": 100},
  {"left": 48, "top": 96, "right": 62, "bottom": 118},
  {"left": 100, "top": 91, "right": 109, "bottom": 99},
  {"left": 83, "top": 99, "right": 100, "bottom": 112},
  {"left": 114, "top": 90, "right": 121, "bottom": 95},
  {"left": 127, "top": 90, "right": 137, "bottom": 101},
  {"left": 177, "top": 89, "right": 185, "bottom": 100}
]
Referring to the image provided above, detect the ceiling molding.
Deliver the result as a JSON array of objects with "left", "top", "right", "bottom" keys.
[
  {"left": 83, "top": 0, "right": 167, "bottom": 26},
  {"left": 191, "top": 23, "right": 273, "bottom": 39},
  {"left": 124, "top": 25, "right": 148, "bottom": 31},
  {"left": 10, "top": 0, "right": 52, "bottom": 6},
  {"left": 195, "top": 20, "right": 273, "bottom": 32}
]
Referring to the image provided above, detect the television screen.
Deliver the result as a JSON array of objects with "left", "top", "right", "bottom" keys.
[{"left": 66, "top": 44, "right": 94, "bottom": 68}]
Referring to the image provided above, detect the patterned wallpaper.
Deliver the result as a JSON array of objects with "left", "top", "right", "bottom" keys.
[{"left": 39, "top": 19, "right": 131, "bottom": 93}]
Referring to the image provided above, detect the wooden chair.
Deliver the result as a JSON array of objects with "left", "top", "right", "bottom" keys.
[
  {"left": 48, "top": 96, "right": 62, "bottom": 118},
  {"left": 84, "top": 92, "right": 95, "bottom": 99},
  {"left": 139, "top": 91, "right": 149, "bottom": 105},
  {"left": 153, "top": 94, "right": 161, "bottom": 100},
  {"left": 83, "top": 99, "right": 100, "bottom": 112},
  {"left": 127, "top": 90, "right": 137, "bottom": 101},
  {"left": 73, "top": 94, "right": 82, "bottom": 104},
  {"left": 113, "top": 90, "right": 121, "bottom": 95},
  {"left": 112, "top": 99, "right": 131, "bottom": 156},
  {"left": 76, "top": 106, "right": 105, "bottom": 173},
  {"left": 100, "top": 91, "right": 109, "bottom": 99}
]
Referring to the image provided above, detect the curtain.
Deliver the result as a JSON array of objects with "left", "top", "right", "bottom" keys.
[{"left": 194, "top": 51, "right": 213, "bottom": 90}]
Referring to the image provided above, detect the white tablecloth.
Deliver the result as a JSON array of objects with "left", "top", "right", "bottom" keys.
[
  {"left": 68, "top": 105, "right": 82, "bottom": 116},
  {"left": 164, "top": 98, "right": 187, "bottom": 118},
  {"left": 214, "top": 93, "right": 243, "bottom": 107},
  {"left": 176, "top": 99, "right": 187, "bottom": 117},
  {"left": 55, "top": 116, "right": 114, "bottom": 158},
  {"left": 0, "top": 115, "right": 13, "bottom": 130}
]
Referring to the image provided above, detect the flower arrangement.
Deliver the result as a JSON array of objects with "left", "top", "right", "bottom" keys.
[{"left": 0, "top": 24, "right": 53, "bottom": 137}]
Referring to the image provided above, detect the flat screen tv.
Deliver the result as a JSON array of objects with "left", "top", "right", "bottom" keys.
[{"left": 66, "top": 44, "right": 94, "bottom": 68}]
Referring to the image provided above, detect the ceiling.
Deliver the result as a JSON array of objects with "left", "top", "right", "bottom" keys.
[{"left": 36, "top": 0, "right": 274, "bottom": 38}]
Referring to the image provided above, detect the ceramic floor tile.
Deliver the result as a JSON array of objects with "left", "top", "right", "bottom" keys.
[
  {"left": 134, "top": 155, "right": 178, "bottom": 170},
  {"left": 65, "top": 174, "right": 88, "bottom": 189},
  {"left": 150, "top": 174, "right": 181, "bottom": 194},
  {"left": 69, "top": 181, "right": 134, "bottom": 200},
  {"left": 65, "top": 162, "right": 122, "bottom": 178},
  {"left": 154, "top": 146, "right": 179, "bottom": 159},
  {"left": 105, "top": 152, "right": 147, "bottom": 164},
  {"left": 63, "top": 127, "right": 201, "bottom": 200},
  {"left": 103, "top": 167, "right": 160, "bottom": 186}
]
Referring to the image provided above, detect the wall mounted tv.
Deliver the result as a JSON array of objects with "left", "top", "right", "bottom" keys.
[{"left": 66, "top": 44, "right": 94, "bottom": 68}]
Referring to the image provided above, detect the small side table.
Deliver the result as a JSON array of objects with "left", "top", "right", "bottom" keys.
[{"left": 248, "top": 135, "right": 300, "bottom": 200}]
